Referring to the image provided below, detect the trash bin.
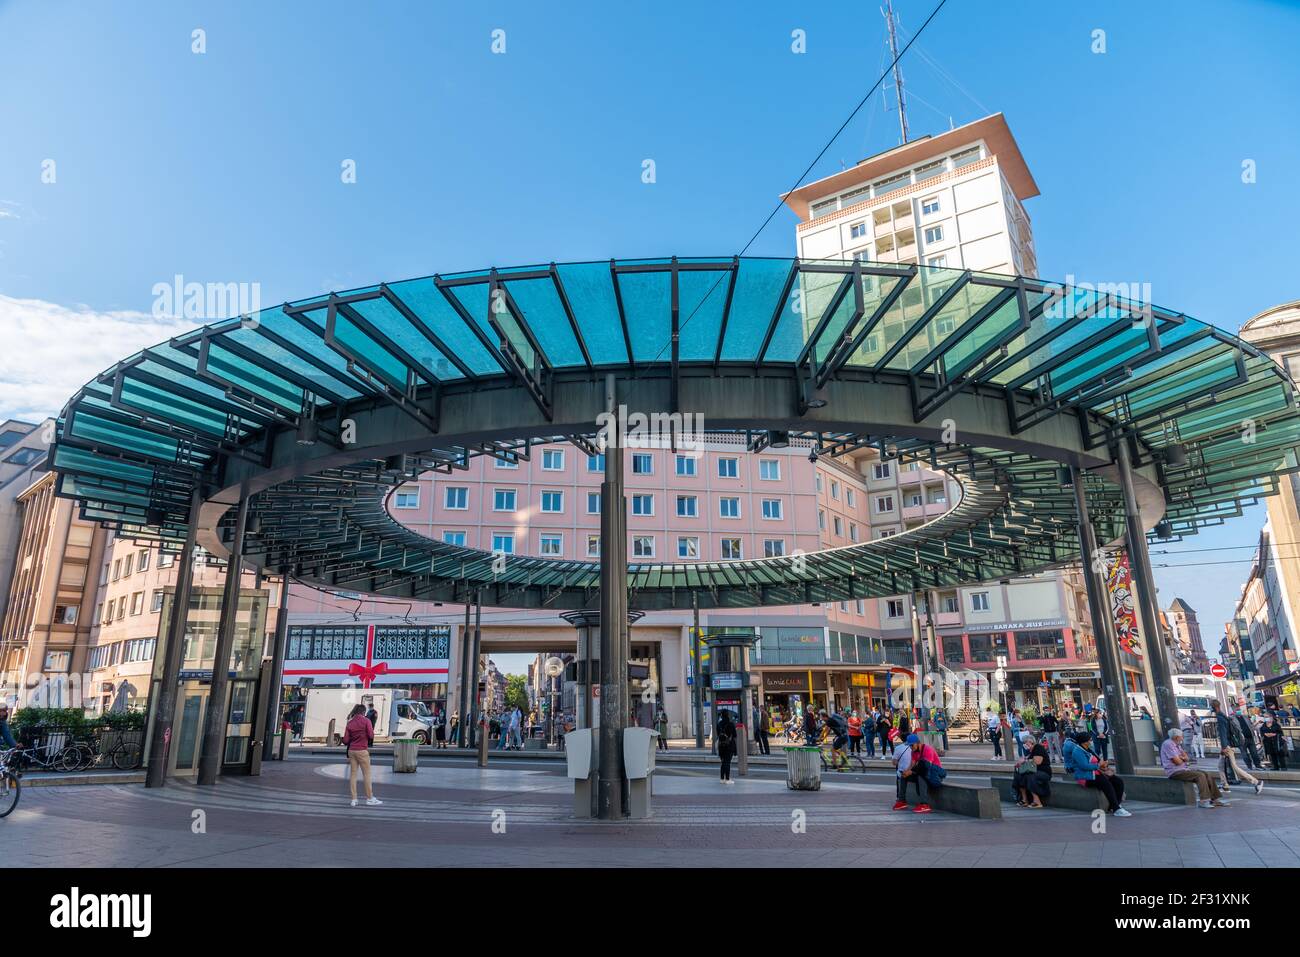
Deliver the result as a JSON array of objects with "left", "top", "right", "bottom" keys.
[
  {"left": 392, "top": 738, "right": 419, "bottom": 773},
  {"left": 785, "top": 746, "right": 821, "bottom": 790}
]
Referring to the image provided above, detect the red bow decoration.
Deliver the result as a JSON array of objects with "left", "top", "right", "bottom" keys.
[{"left": 348, "top": 661, "right": 389, "bottom": 686}]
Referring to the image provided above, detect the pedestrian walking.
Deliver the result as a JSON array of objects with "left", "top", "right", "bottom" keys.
[
  {"left": 434, "top": 708, "right": 448, "bottom": 748},
  {"left": 1210, "top": 700, "right": 1262, "bottom": 792},
  {"left": 1063, "top": 731, "right": 1130, "bottom": 816},
  {"left": 1234, "top": 708, "right": 1263, "bottom": 770},
  {"left": 341, "top": 704, "right": 382, "bottom": 807},
  {"left": 365, "top": 703, "right": 379, "bottom": 730},
  {"left": 1183, "top": 709, "right": 1205, "bottom": 760},
  {"left": 1161, "top": 727, "right": 1227, "bottom": 808},
  {"left": 986, "top": 708, "right": 1003, "bottom": 759},
  {"left": 717, "top": 710, "right": 737, "bottom": 784},
  {"left": 755, "top": 705, "right": 771, "bottom": 756}
]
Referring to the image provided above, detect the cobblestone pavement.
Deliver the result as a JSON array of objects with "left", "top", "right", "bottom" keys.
[{"left": 6, "top": 755, "right": 1300, "bottom": 867}]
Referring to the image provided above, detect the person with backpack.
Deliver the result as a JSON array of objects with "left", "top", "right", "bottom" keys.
[
  {"left": 754, "top": 705, "right": 771, "bottom": 756},
  {"left": 1040, "top": 708, "right": 1062, "bottom": 762},
  {"left": 824, "top": 709, "right": 849, "bottom": 770},
  {"left": 931, "top": 708, "right": 949, "bottom": 752},
  {"left": 1063, "top": 731, "right": 1129, "bottom": 816},
  {"left": 716, "top": 710, "right": 737, "bottom": 784},
  {"left": 341, "top": 704, "right": 382, "bottom": 807},
  {"left": 1234, "top": 707, "right": 1263, "bottom": 770}
]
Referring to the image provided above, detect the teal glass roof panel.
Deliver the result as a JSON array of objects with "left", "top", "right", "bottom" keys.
[
  {"left": 498, "top": 276, "right": 584, "bottom": 366},
  {"left": 618, "top": 270, "right": 671, "bottom": 363},
  {"left": 720, "top": 258, "right": 796, "bottom": 361},
  {"left": 348, "top": 295, "right": 467, "bottom": 381},
  {"left": 330, "top": 309, "right": 411, "bottom": 392},
  {"left": 384, "top": 279, "right": 501, "bottom": 376},
  {"left": 118, "top": 376, "right": 231, "bottom": 438},
  {"left": 887, "top": 278, "right": 1000, "bottom": 372},
  {"left": 204, "top": 340, "right": 304, "bottom": 411},
  {"left": 68, "top": 410, "right": 180, "bottom": 463},
  {"left": 221, "top": 323, "right": 363, "bottom": 402},
  {"left": 941, "top": 293, "right": 1023, "bottom": 380},
  {"left": 676, "top": 268, "right": 732, "bottom": 361},
  {"left": 552, "top": 262, "right": 628, "bottom": 364}
]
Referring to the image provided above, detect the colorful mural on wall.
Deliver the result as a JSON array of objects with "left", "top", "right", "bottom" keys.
[{"left": 1105, "top": 551, "right": 1143, "bottom": 657}]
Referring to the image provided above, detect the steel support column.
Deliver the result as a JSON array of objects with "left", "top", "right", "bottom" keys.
[
  {"left": 458, "top": 601, "right": 472, "bottom": 747},
  {"left": 1115, "top": 439, "right": 1179, "bottom": 738},
  {"left": 261, "top": 571, "right": 292, "bottom": 756},
  {"left": 1071, "top": 465, "right": 1137, "bottom": 776},
  {"left": 145, "top": 485, "right": 203, "bottom": 788},
  {"left": 198, "top": 493, "right": 249, "bottom": 785},
  {"left": 909, "top": 592, "right": 924, "bottom": 719},
  {"left": 692, "top": 591, "right": 704, "bottom": 748},
  {"left": 471, "top": 592, "right": 485, "bottom": 761},
  {"left": 598, "top": 377, "right": 628, "bottom": 819}
]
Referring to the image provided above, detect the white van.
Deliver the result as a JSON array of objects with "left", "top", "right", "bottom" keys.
[{"left": 303, "top": 688, "right": 435, "bottom": 743}]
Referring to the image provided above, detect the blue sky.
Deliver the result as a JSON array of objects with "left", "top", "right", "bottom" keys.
[{"left": 2, "top": 0, "right": 1298, "bottom": 660}]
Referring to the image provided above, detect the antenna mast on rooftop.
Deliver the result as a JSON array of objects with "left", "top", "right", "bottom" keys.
[{"left": 884, "top": 0, "right": 910, "bottom": 144}]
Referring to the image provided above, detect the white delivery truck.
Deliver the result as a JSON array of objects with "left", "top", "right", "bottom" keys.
[{"left": 302, "top": 687, "right": 435, "bottom": 743}]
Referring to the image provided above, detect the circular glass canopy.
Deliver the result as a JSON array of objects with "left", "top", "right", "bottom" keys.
[{"left": 53, "top": 257, "right": 1300, "bottom": 609}]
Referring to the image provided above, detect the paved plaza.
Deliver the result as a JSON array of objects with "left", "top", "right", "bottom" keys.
[{"left": 6, "top": 754, "right": 1300, "bottom": 868}]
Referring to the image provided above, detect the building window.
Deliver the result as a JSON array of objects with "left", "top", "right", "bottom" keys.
[
  {"left": 719, "top": 497, "right": 740, "bottom": 519},
  {"left": 845, "top": 489, "right": 855, "bottom": 508},
  {"left": 849, "top": 222, "right": 867, "bottom": 239},
  {"left": 116, "top": 601, "right": 125, "bottom": 621},
  {"left": 830, "top": 480, "right": 840, "bottom": 500},
  {"left": 633, "top": 536, "right": 655, "bottom": 558},
  {"left": 927, "top": 254, "right": 948, "bottom": 268},
  {"left": 833, "top": 516, "right": 843, "bottom": 536},
  {"left": 971, "top": 591, "right": 990, "bottom": 612},
  {"left": 159, "top": 551, "right": 176, "bottom": 568},
  {"left": 130, "top": 592, "right": 144, "bottom": 616},
  {"left": 875, "top": 495, "right": 895, "bottom": 514},
  {"left": 541, "top": 490, "right": 564, "bottom": 513},
  {"left": 761, "top": 498, "right": 783, "bottom": 520},
  {"left": 675, "top": 455, "right": 696, "bottom": 477},
  {"left": 942, "top": 635, "right": 965, "bottom": 663},
  {"left": 93, "top": 603, "right": 103, "bottom": 625},
  {"left": 872, "top": 462, "right": 891, "bottom": 480},
  {"left": 112, "top": 559, "right": 121, "bottom": 581},
  {"left": 926, "top": 488, "right": 947, "bottom": 505},
  {"left": 921, "top": 196, "right": 941, "bottom": 215},
  {"left": 586, "top": 535, "right": 600, "bottom": 558},
  {"left": 676, "top": 495, "right": 698, "bottom": 518},
  {"left": 394, "top": 487, "right": 420, "bottom": 509},
  {"left": 815, "top": 474, "right": 823, "bottom": 492},
  {"left": 588, "top": 453, "right": 605, "bottom": 472},
  {"left": 678, "top": 537, "right": 699, "bottom": 559},
  {"left": 105, "top": 599, "right": 115, "bottom": 621},
  {"left": 542, "top": 449, "right": 564, "bottom": 471},
  {"left": 492, "top": 534, "right": 514, "bottom": 555},
  {"left": 1013, "top": 629, "right": 1067, "bottom": 661},
  {"left": 886, "top": 599, "right": 905, "bottom": 619},
  {"left": 493, "top": 489, "right": 517, "bottom": 512},
  {"left": 942, "top": 591, "right": 959, "bottom": 614},
  {"left": 759, "top": 459, "right": 780, "bottom": 481},
  {"left": 763, "top": 539, "right": 785, "bottom": 557},
  {"left": 908, "top": 492, "right": 924, "bottom": 507},
  {"left": 632, "top": 494, "right": 654, "bottom": 516},
  {"left": 123, "top": 554, "right": 133, "bottom": 577},
  {"left": 494, "top": 455, "right": 519, "bottom": 469},
  {"left": 539, "top": 534, "right": 563, "bottom": 556},
  {"left": 924, "top": 225, "right": 944, "bottom": 244},
  {"left": 53, "top": 603, "right": 78, "bottom": 625},
  {"left": 968, "top": 632, "right": 1008, "bottom": 663},
  {"left": 587, "top": 491, "right": 601, "bottom": 515},
  {"left": 444, "top": 486, "right": 468, "bottom": 510},
  {"left": 856, "top": 599, "right": 865, "bottom": 615},
  {"left": 818, "top": 509, "right": 825, "bottom": 530},
  {"left": 720, "top": 538, "right": 742, "bottom": 560},
  {"left": 849, "top": 523, "right": 859, "bottom": 542},
  {"left": 137, "top": 549, "right": 150, "bottom": 572},
  {"left": 443, "top": 530, "right": 467, "bottom": 546},
  {"left": 99, "top": 562, "right": 109, "bottom": 586},
  {"left": 717, "top": 457, "right": 738, "bottom": 479},
  {"left": 632, "top": 454, "right": 653, "bottom": 475}
]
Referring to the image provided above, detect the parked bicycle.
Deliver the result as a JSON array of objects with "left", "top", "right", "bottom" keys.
[
  {"left": 967, "top": 725, "right": 987, "bottom": 744},
  {"left": 67, "top": 731, "right": 143, "bottom": 771},
  {"left": 11, "top": 734, "right": 83, "bottom": 773}
]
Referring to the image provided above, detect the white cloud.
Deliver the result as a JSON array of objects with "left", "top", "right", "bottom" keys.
[{"left": 0, "top": 294, "right": 199, "bottom": 422}]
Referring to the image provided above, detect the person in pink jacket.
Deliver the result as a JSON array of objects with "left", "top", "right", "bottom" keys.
[{"left": 342, "top": 704, "right": 382, "bottom": 807}]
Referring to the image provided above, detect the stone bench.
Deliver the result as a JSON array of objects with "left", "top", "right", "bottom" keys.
[
  {"left": 990, "top": 773, "right": 1197, "bottom": 811},
  {"left": 925, "top": 781, "right": 1002, "bottom": 819}
]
